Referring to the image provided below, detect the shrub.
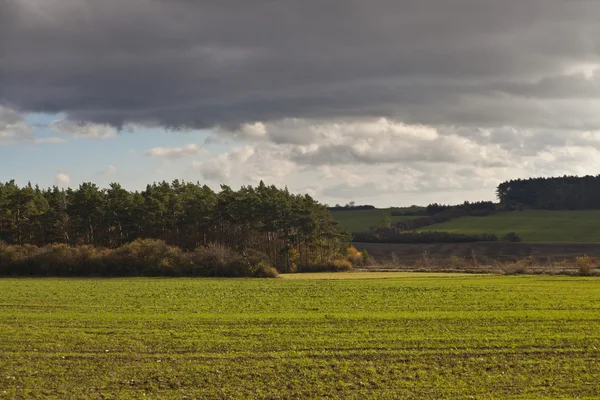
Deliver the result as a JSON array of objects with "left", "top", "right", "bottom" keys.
[
  {"left": 346, "top": 246, "right": 363, "bottom": 266},
  {"left": 501, "top": 232, "right": 522, "bottom": 242},
  {"left": 503, "top": 256, "right": 536, "bottom": 274},
  {"left": 361, "top": 249, "right": 371, "bottom": 265},
  {"left": 296, "top": 259, "right": 353, "bottom": 272},
  {"left": 251, "top": 261, "right": 279, "bottom": 278},
  {"left": 0, "top": 240, "right": 278, "bottom": 278},
  {"left": 502, "top": 262, "right": 527, "bottom": 275},
  {"left": 328, "top": 259, "right": 353, "bottom": 271},
  {"left": 576, "top": 255, "right": 596, "bottom": 276},
  {"left": 33, "top": 244, "right": 88, "bottom": 276},
  {"left": 0, "top": 244, "right": 38, "bottom": 275},
  {"left": 244, "top": 250, "right": 279, "bottom": 277},
  {"left": 188, "top": 244, "right": 278, "bottom": 277},
  {"left": 191, "top": 243, "right": 247, "bottom": 277},
  {"left": 108, "top": 239, "right": 185, "bottom": 276},
  {"left": 0, "top": 243, "right": 105, "bottom": 276}
]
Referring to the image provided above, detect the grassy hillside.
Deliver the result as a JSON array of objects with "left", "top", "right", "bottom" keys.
[
  {"left": 418, "top": 210, "right": 600, "bottom": 242},
  {"left": 331, "top": 209, "right": 420, "bottom": 232},
  {"left": 2, "top": 275, "right": 600, "bottom": 398}
]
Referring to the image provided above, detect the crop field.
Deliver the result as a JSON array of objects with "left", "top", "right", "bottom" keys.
[
  {"left": 331, "top": 209, "right": 420, "bottom": 232},
  {"left": 418, "top": 209, "right": 600, "bottom": 242},
  {"left": 2, "top": 274, "right": 600, "bottom": 399}
]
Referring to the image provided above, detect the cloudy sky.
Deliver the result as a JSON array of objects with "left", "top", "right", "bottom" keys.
[{"left": 3, "top": 0, "right": 600, "bottom": 206}]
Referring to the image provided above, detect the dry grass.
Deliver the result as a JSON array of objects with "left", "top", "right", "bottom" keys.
[
  {"left": 370, "top": 250, "right": 599, "bottom": 276},
  {"left": 575, "top": 255, "right": 597, "bottom": 276},
  {"left": 329, "top": 259, "right": 354, "bottom": 271},
  {"left": 279, "top": 271, "right": 475, "bottom": 279}
]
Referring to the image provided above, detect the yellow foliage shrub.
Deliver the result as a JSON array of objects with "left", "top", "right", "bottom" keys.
[
  {"left": 576, "top": 255, "right": 596, "bottom": 276},
  {"left": 346, "top": 246, "right": 363, "bottom": 266},
  {"left": 330, "top": 259, "right": 353, "bottom": 271}
]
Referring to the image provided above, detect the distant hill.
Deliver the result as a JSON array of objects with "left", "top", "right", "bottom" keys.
[
  {"left": 416, "top": 210, "right": 600, "bottom": 242},
  {"left": 332, "top": 175, "right": 600, "bottom": 243},
  {"left": 330, "top": 209, "right": 420, "bottom": 232},
  {"left": 497, "top": 175, "right": 600, "bottom": 210}
]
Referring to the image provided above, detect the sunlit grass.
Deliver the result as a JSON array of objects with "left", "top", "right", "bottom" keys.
[{"left": 1, "top": 275, "right": 600, "bottom": 398}]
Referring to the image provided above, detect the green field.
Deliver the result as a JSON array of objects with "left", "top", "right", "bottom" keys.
[
  {"left": 331, "top": 209, "right": 419, "bottom": 232},
  {"left": 417, "top": 210, "right": 600, "bottom": 242},
  {"left": 2, "top": 274, "right": 600, "bottom": 398}
]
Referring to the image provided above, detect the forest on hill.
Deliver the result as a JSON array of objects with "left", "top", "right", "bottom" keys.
[
  {"left": 497, "top": 175, "right": 600, "bottom": 210},
  {"left": 336, "top": 175, "right": 600, "bottom": 243},
  {"left": 0, "top": 180, "right": 349, "bottom": 271}
]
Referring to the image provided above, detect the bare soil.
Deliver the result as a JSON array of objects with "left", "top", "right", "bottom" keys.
[{"left": 353, "top": 241, "right": 600, "bottom": 264}]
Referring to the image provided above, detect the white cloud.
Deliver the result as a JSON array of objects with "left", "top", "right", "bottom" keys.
[
  {"left": 145, "top": 144, "right": 206, "bottom": 159},
  {"left": 218, "top": 117, "right": 510, "bottom": 167},
  {"left": 0, "top": 106, "right": 34, "bottom": 142},
  {"left": 0, "top": 108, "right": 74, "bottom": 146},
  {"left": 563, "top": 62, "right": 600, "bottom": 79},
  {"left": 49, "top": 119, "right": 117, "bottom": 139},
  {"left": 55, "top": 173, "right": 71, "bottom": 186},
  {"left": 34, "top": 137, "right": 68, "bottom": 144},
  {"left": 199, "top": 116, "right": 600, "bottom": 205},
  {"left": 239, "top": 122, "right": 268, "bottom": 139},
  {"left": 194, "top": 145, "right": 256, "bottom": 181},
  {"left": 93, "top": 164, "right": 117, "bottom": 179},
  {"left": 219, "top": 117, "right": 440, "bottom": 146}
]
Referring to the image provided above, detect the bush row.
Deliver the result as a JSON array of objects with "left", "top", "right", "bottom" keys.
[
  {"left": 0, "top": 240, "right": 373, "bottom": 277},
  {"left": 393, "top": 206, "right": 497, "bottom": 232},
  {"left": 0, "top": 239, "right": 279, "bottom": 277},
  {"left": 379, "top": 251, "right": 598, "bottom": 276},
  {"left": 390, "top": 209, "right": 428, "bottom": 217},
  {"left": 353, "top": 231, "right": 502, "bottom": 244},
  {"left": 327, "top": 205, "right": 376, "bottom": 211},
  {"left": 425, "top": 201, "right": 497, "bottom": 216}
]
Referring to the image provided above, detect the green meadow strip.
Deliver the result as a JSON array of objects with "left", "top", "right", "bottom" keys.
[{"left": 1, "top": 274, "right": 600, "bottom": 399}]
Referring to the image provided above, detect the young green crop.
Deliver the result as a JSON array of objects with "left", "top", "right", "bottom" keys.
[
  {"left": 418, "top": 209, "right": 600, "bottom": 242},
  {"left": 1, "top": 273, "right": 600, "bottom": 398}
]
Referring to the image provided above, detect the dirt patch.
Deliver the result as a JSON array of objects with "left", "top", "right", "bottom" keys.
[
  {"left": 353, "top": 242, "right": 600, "bottom": 263},
  {"left": 353, "top": 242, "right": 600, "bottom": 275},
  {"left": 279, "top": 272, "right": 475, "bottom": 280}
]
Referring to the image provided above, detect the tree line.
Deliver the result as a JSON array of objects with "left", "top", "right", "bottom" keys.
[
  {"left": 425, "top": 201, "right": 496, "bottom": 216},
  {"left": 353, "top": 231, "right": 501, "bottom": 244},
  {"left": 0, "top": 180, "right": 349, "bottom": 271},
  {"left": 386, "top": 201, "right": 497, "bottom": 233},
  {"left": 497, "top": 175, "right": 600, "bottom": 210},
  {"left": 327, "top": 202, "right": 375, "bottom": 211},
  {"left": 349, "top": 201, "right": 511, "bottom": 243}
]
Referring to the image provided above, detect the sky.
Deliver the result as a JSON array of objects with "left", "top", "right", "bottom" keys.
[{"left": 3, "top": 1, "right": 600, "bottom": 207}]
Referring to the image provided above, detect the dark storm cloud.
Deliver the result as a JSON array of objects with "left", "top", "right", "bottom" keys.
[{"left": 2, "top": 0, "right": 600, "bottom": 130}]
